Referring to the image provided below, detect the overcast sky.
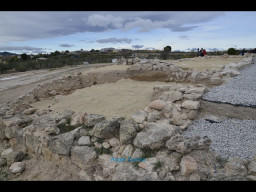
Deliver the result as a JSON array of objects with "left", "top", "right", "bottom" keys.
[{"left": 0, "top": 11, "right": 256, "bottom": 54}]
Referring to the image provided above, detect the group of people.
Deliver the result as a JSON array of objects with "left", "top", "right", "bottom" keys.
[{"left": 197, "top": 48, "right": 206, "bottom": 57}]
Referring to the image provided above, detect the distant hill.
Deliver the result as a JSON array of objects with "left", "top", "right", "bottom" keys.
[{"left": 0, "top": 52, "right": 18, "bottom": 56}]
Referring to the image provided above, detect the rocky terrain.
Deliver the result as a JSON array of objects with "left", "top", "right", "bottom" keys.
[{"left": 1, "top": 54, "right": 256, "bottom": 181}]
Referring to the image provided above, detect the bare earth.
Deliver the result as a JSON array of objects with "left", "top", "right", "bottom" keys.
[
  {"left": 0, "top": 63, "right": 114, "bottom": 105},
  {"left": 172, "top": 56, "right": 244, "bottom": 71},
  {"left": 32, "top": 78, "right": 180, "bottom": 119}
]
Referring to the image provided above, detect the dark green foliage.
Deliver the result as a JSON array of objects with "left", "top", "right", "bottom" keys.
[
  {"left": 15, "top": 62, "right": 29, "bottom": 72},
  {"left": 164, "top": 46, "right": 172, "bottom": 52},
  {"left": 132, "top": 161, "right": 140, "bottom": 170},
  {"left": 227, "top": 48, "right": 237, "bottom": 55},
  {"left": 21, "top": 53, "right": 29, "bottom": 60}
]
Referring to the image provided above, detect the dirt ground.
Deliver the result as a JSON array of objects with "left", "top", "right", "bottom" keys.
[
  {"left": 0, "top": 63, "right": 113, "bottom": 105},
  {"left": 32, "top": 78, "right": 181, "bottom": 119},
  {"left": 171, "top": 56, "right": 244, "bottom": 71}
]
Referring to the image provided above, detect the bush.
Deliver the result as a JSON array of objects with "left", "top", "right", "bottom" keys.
[
  {"left": 15, "top": 63, "right": 28, "bottom": 72},
  {"left": 227, "top": 48, "right": 237, "bottom": 55}
]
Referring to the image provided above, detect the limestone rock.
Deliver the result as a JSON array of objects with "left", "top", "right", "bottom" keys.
[
  {"left": 23, "top": 108, "right": 37, "bottom": 115},
  {"left": 9, "top": 162, "right": 25, "bottom": 174},
  {"left": 180, "top": 155, "right": 198, "bottom": 176},
  {"left": 166, "top": 135, "right": 211, "bottom": 153},
  {"left": 149, "top": 100, "right": 167, "bottom": 110},
  {"left": 225, "top": 158, "right": 247, "bottom": 176},
  {"left": 102, "top": 142, "right": 110, "bottom": 149},
  {"left": 138, "top": 157, "right": 158, "bottom": 172},
  {"left": 108, "top": 137, "right": 120, "bottom": 147},
  {"left": 70, "top": 112, "right": 87, "bottom": 127},
  {"left": 55, "top": 110, "right": 75, "bottom": 123},
  {"left": 84, "top": 114, "right": 105, "bottom": 127},
  {"left": 133, "top": 122, "right": 181, "bottom": 149},
  {"left": 48, "top": 132, "right": 75, "bottom": 155},
  {"left": 112, "top": 163, "right": 144, "bottom": 181},
  {"left": 71, "top": 146, "right": 97, "bottom": 170},
  {"left": 121, "top": 144, "right": 134, "bottom": 158},
  {"left": 119, "top": 119, "right": 137, "bottom": 144},
  {"left": 78, "top": 136, "right": 91, "bottom": 146},
  {"left": 248, "top": 161, "right": 256, "bottom": 176},
  {"left": 181, "top": 100, "right": 200, "bottom": 110},
  {"left": 131, "top": 110, "right": 147, "bottom": 124},
  {"left": 91, "top": 119, "right": 120, "bottom": 139}
]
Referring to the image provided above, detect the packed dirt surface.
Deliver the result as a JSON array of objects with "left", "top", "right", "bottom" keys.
[
  {"left": 172, "top": 56, "right": 244, "bottom": 71},
  {"left": 0, "top": 63, "right": 113, "bottom": 105},
  {"left": 32, "top": 78, "right": 183, "bottom": 119}
]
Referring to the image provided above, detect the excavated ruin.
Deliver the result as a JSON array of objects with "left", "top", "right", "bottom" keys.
[{"left": 1, "top": 54, "right": 256, "bottom": 181}]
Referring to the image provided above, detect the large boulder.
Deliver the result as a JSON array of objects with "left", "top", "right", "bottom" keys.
[
  {"left": 133, "top": 122, "right": 181, "bottom": 149},
  {"left": 91, "top": 119, "right": 120, "bottom": 139},
  {"left": 166, "top": 135, "right": 211, "bottom": 153},
  {"left": 84, "top": 114, "right": 105, "bottom": 127},
  {"left": 48, "top": 132, "right": 75, "bottom": 155},
  {"left": 71, "top": 146, "right": 97, "bottom": 170}
]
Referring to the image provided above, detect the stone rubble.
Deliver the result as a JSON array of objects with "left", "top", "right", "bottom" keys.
[{"left": 0, "top": 54, "right": 255, "bottom": 181}]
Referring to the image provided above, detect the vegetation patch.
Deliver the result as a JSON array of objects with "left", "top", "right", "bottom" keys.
[
  {"left": 153, "top": 161, "right": 164, "bottom": 171},
  {"left": 94, "top": 147, "right": 112, "bottom": 156}
]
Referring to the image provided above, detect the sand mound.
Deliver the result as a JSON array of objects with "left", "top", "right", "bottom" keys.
[{"left": 32, "top": 78, "right": 180, "bottom": 119}]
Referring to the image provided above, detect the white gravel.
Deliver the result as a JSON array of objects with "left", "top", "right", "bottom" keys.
[
  {"left": 202, "top": 58, "right": 256, "bottom": 107},
  {"left": 182, "top": 117, "right": 256, "bottom": 160}
]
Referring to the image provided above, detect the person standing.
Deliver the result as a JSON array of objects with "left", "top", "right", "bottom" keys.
[
  {"left": 203, "top": 49, "right": 207, "bottom": 56},
  {"left": 197, "top": 48, "right": 200, "bottom": 57}
]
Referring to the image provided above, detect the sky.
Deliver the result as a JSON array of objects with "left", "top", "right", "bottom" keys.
[{"left": 0, "top": 11, "right": 256, "bottom": 54}]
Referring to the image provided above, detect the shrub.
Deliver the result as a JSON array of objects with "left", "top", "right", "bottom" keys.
[{"left": 15, "top": 63, "right": 28, "bottom": 72}]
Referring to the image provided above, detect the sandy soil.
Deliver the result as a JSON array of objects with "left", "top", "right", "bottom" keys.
[
  {"left": 171, "top": 56, "right": 244, "bottom": 71},
  {"left": 32, "top": 78, "right": 182, "bottom": 119}
]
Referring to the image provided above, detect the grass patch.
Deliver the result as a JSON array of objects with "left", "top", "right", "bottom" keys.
[
  {"left": 34, "top": 96, "right": 40, "bottom": 101},
  {"left": 94, "top": 147, "right": 112, "bottom": 155},
  {"left": 153, "top": 161, "right": 164, "bottom": 171},
  {"left": 215, "top": 156, "right": 228, "bottom": 169},
  {"left": 140, "top": 147, "right": 157, "bottom": 158}
]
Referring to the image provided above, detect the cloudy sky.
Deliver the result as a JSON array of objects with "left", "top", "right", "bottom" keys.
[{"left": 0, "top": 11, "right": 256, "bottom": 54}]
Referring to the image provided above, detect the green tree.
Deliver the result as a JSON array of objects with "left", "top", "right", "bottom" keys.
[
  {"left": 164, "top": 46, "right": 172, "bottom": 52},
  {"left": 227, "top": 48, "right": 237, "bottom": 55},
  {"left": 21, "top": 53, "right": 29, "bottom": 60},
  {"left": 160, "top": 45, "right": 172, "bottom": 60}
]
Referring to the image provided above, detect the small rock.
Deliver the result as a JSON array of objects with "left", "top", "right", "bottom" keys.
[
  {"left": 9, "top": 162, "right": 25, "bottom": 174},
  {"left": 108, "top": 137, "right": 120, "bottom": 147},
  {"left": 23, "top": 108, "right": 37, "bottom": 115},
  {"left": 181, "top": 100, "right": 200, "bottom": 110},
  {"left": 180, "top": 155, "right": 198, "bottom": 176},
  {"left": 78, "top": 136, "right": 91, "bottom": 146},
  {"left": 149, "top": 100, "right": 167, "bottom": 110},
  {"left": 102, "top": 142, "right": 110, "bottom": 149}
]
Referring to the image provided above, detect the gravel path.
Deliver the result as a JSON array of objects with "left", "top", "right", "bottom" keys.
[
  {"left": 202, "top": 58, "right": 256, "bottom": 107},
  {"left": 183, "top": 117, "right": 256, "bottom": 160}
]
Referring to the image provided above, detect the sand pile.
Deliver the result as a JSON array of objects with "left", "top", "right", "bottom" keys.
[{"left": 32, "top": 78, "right": 180, "bottom": 119}]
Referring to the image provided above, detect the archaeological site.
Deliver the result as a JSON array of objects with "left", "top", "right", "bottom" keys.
[{"left": 1, "top": 54, "right": 256, "bottom": 181}]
